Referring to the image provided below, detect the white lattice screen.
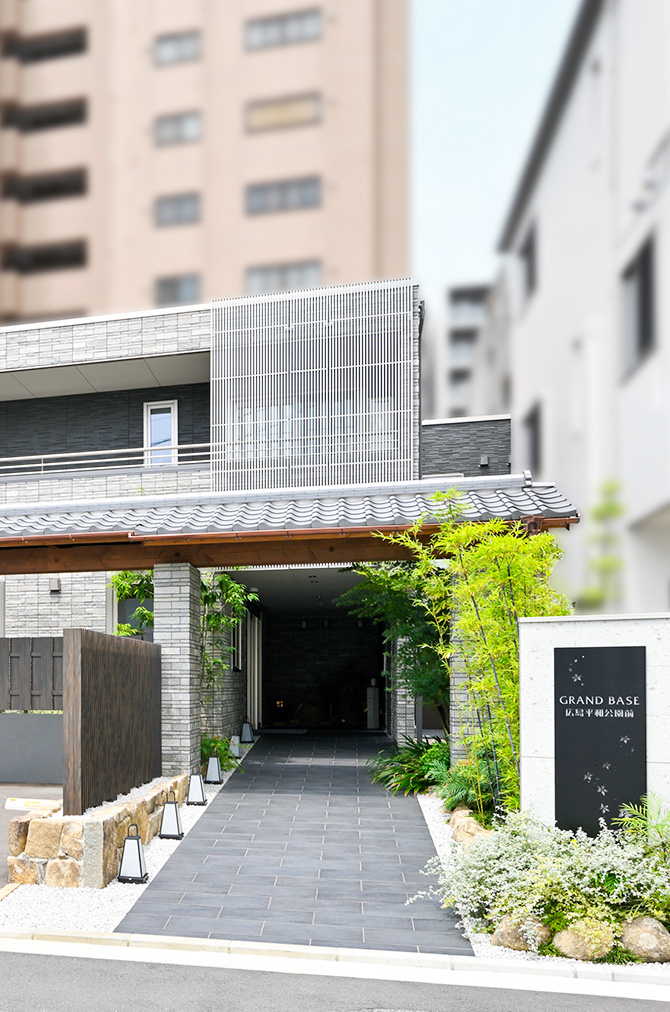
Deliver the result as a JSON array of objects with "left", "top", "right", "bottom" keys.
[{"left": 211, "top": 279, "right": 419, "bottom": 492}]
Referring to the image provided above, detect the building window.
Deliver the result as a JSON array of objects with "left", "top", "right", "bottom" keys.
[
  {"left": 155, "top": 273, "right": 201, "bottom": 306},
  {"left": 2, "top": 240, "right": 86, "bottom": 274},
  {"left": 3, "top": 28, "right": 87, "bottom": 63},
  {"left": 449, "top": 369, "right": 471, "bottom": 415},
  {"left": 154, "top": 111, "right": 201, "bottom": 146},
  {"left": 246, "top": 176, "right": 321, "bottom": 215},
  {"left": 144, "top": 400, "right": 178, "bottom": 466},
  {"left": 622, "top": 237, "right": 655, "bottom": 373},
  {"left": 449, "top": 331, "right": 476, "bottom": 367},
  {"left": 246, "top": 93, "right": 320, "bottom": 133},
  {"left": 3, "top": 98, "right": 86, "bottom": 133},
  {"left": 154, "top": 193, "right": 201, "bottom": 226},
  {"left": 524, "top": 403, "right": 542, "bottom": 474},
  {"left": 154, "top": 30, "right": 200, "bottom": 66},
  {"left": 519, "top": 224, "right": 537, "bottom": 301},
  {"left": 2, "top": 169, "right": 86, "bottom": 203},
  {"left": 245, "top": 9, "right": 321, "bottom": 50},
  {"left": 246, "top": 260, "right": 322, "bottom": 294}
]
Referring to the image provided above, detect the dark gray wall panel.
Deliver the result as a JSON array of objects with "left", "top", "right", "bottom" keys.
[
  {"left": 420, "top": 417, "right": 511, "bottom": 477},
  {"left": 0, "top": 713, "right": 63, "bottom": 783},
  {"left": 0, "top": 383, "right": 210, "bottom": 458}
]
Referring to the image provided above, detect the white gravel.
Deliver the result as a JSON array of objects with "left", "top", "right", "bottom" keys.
[
  {"left": 417, "top": 791, "right": 670, "bottom": 974},
  {"left": 0, "top": 749, "right": 252, "bottom": 934}
]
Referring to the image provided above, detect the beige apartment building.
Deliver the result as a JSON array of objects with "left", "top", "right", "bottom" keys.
[{"left": 0, "top": 0, "right": 408, "bottom": 321}]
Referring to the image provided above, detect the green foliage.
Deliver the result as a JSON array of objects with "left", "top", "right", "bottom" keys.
[
  {"left": 614, "top": 792, "right": 670, "bottom": 861},
  {"left": 427, "top": 810, "right": 670, "bottom": 949},
  {"left": 366, "top": 736, "right": 450, "bottom": 795},
  {"left": 200, "top": 734, "right": 239, "bottom": 771},
  {"left": 437, "top": 750, "right": 496, "bottom": 816},
  {"left": 575, "top": 479, "right": 624, "bottom": 611},
  {"left": 109, "top": 570, "right": 155, "bottom": 636},
  {"left": 336, "top": 562, "right": 449, "bottom": 731},
  {"left": 375, "top": 494, "right": 571, "bottom": 815},
  {"left": 594, "top": 944, "right": 642, "bottom": 965},
  {"left": 109, "top": 569, "right": 256, "bottom": 704}
]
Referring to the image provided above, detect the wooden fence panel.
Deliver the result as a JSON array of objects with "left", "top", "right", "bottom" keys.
[
  {"left": 63, "top": 629, "right": 162, "bottom": 816},
  {"left": 0, "top": 637, "right": 64, "bottom": 711}
]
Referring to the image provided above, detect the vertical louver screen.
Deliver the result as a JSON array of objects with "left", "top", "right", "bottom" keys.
[{"left": 211, "top": 279, "right": 419, "bottom": 492}]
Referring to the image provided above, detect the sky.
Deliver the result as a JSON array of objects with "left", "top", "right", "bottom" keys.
[{"left": 411, "top": 0, "right": 582, "bottom": 305}]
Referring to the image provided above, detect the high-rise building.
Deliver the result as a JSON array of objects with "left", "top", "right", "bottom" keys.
[{"left": 0, "top": 0, "right": 408, "bottom": 322}]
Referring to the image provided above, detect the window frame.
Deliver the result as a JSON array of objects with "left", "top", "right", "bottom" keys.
[
  {"left": 154, "top": 192, "right": 201, "bottom": 227},
  {"left": 154, "top": 110, "right": 202, "bottom": 147},
  {"left": 154, "top": 273, "right": 201, "bottom": 307},
  {"left": 518, "top": 224, "right": 538, "bottom": 304},
  {"left": 621, "top": 235, "right": 656, "bottom": 379},
  {"left": 143, "top": 399, "right": 178, "bottom": 467},
  {"left": 245, "top": 9, "right": 321, "bottom": 51},
  {"left": 154, "top": 29, "right": 201, "bottom": 67}
]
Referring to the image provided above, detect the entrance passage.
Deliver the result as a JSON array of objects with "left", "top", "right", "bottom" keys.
[
  {"left": 263, "top": 611, "right": 383, "bottom": 729},
  {"left": 117, "top": 732, "right": 471, "bottom": 954}
]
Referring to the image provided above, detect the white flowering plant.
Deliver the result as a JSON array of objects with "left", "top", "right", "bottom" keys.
[{"left": 426, "top": 811, "right": 670, "bottom": 950}]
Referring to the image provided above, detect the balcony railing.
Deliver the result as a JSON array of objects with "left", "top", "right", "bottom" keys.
[{"left": 0, "top": 442, "right": 211, "bottom": 480}]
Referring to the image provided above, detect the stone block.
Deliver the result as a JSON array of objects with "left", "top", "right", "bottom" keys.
[
  {"left": 60, "top": 822, "right": 84, "bottom": 861},
  {"left": 24, "top": 818, "right": 64, "bottom": 859},
  {"left": 553, "top": 919, "right": 615, "bottom": 960},
  {"left": 491, "top": 915, "right": 551, "bottom": 951},
  {"left": 45, "top": 858, "right": 81, "bottom": 888},
  {"left": 102, "top": 817, "right": 119, "bottom": 887},
  {"left": 7, "top": 855, "right": 39, "bottom": 885},
  {"left": 8, "top": 812, "right": 42, "bottom": 857}
]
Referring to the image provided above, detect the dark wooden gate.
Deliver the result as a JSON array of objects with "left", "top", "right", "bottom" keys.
[{"left": 0, "top": 637, "right": 63, "bottom": 710}]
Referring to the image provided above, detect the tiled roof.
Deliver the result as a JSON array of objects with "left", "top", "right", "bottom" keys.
[{"left": 0, "top": 474, "right": 578, "bottom": 543}]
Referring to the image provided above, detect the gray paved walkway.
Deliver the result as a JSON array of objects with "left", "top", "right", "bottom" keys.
[{"left": 116, "top": 732, "right": 471, "bottom": 954}]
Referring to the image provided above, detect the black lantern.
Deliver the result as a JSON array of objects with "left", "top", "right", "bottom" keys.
[
  {"left": 241, "top": 719, "right": 254, "bottom": 743},
  {"left": 204, "top": 756, "right": 223, "bottom": 784},
  {"left": 118, "top": 824, "right": 148, "bottom": 884},
  {"left": 158, "top": 790, "right": 184, "bottom": 840},
  {"left": 186, "top": 768, "right": 207, "bottom": 805}
]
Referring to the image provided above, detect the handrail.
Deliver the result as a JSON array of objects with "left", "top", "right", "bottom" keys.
[{"left": 0, "top": 443, "right": 211, "bottom": 479}]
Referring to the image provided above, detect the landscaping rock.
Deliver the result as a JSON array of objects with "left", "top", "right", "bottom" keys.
[
  {"left": 24, "top": 818, "right": 64, "bottom": 859},
  {"left": 8, "top": 812, "right": 43, "bottom": 857},
  {"left": 45, "top": 857, "right": 81, "bottom": 888},
  {"left": 60, "top": 821, "right": 84, "bottom": 861},
  {"left": 553, "top": 919, "right": 615, "bottom": 960},
  {"left": 449, "top": 807, "right": 490, "bottom": 846},
  {"left": 491, "top": 915, "right": 551, "bottom": 951},
  {"left": 7, "top": 855, "right": 39, "bottom": 885},
  {"left": 620, "top": 916, "right": 670, "bottom": 962}
]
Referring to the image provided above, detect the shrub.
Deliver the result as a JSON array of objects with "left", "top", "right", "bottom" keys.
[
  {"left": 201, "top": 734, "right": 239, "bottom": 771},
  {"left": 426, "top": 810, "right": 670, "bottom": 949},
  {"left": 366, "top": 736, "right": 449, "bottom": 795},
  {"left": 437, "top": 749, "right": 496, "bottom": 816}
]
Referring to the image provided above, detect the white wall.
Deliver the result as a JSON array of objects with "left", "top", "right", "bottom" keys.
[
  {"left": 505, "top": 0, "right": 670, "bottom": 610},
  {"left": 519, "top": 614, "right": 670, "bottom": 826}
]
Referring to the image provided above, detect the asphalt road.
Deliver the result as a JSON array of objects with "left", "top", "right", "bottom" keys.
[{"left": 0, "top": 952, "right": 662, "bottom": 1012}]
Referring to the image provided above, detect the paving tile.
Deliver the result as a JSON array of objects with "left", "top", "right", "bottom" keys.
[{"left": 116, "top": 732, "right": 470, "bottom": 957}]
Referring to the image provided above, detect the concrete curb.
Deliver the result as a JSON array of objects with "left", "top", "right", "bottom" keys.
[{"left": 0, "top": 927, "right": 668, "bottom": 986}]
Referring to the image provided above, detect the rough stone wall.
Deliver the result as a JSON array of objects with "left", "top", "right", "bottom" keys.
[
  {"left": 3, "top": 572, "right": 108, "bottom": 637},
  {"left": 384, "top": 641, "right": 416, "bottom": 742},
  {"left": 8, "top": 775, "right": 188, "bottom": 888},
  {"left": 154, "top": 563, "right": 202, "bottom": 776},
  {"left": 0, "top": 307, "right": 210, "bottom": 372},
  {"left": 420, "top": 417, "right": 511, "bottom": 477}
]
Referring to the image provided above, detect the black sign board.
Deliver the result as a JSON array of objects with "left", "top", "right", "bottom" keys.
[{"left": 554, "top": 646, "right": 646, "bottom": 836}]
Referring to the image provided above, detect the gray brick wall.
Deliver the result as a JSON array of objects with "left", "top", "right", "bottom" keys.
[
  {"left": 0, "top": 307, "right": 210, "bottom": 372},
  {"left": 154, "top": 562, "right": 202, "bottom": 776},
  {"left": 0, "top": 463, "right": 210, "bottom": 505},
  {"left": 3, "top": 572, "right": 108, "bottom": 637},
  {"left": 200, "top": 617, "right": 247, "bottom": 741},
  {"left": 420, "top": 417, "right": 511, "bottom": 477},
  {"left": 0, "top": 383, "right": 210, "bottom": 459},
  {"left": 384, "top": 640, "right": 416, "bottom": 742}
]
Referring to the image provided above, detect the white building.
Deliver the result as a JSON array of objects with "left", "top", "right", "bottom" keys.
[{"left": 499, "top": 0, "right": 670, "bottom": 611}]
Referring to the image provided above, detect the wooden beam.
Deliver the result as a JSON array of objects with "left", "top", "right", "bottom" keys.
[{"left": 0, "top": 516, "right": 578, "bottom": 575}]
